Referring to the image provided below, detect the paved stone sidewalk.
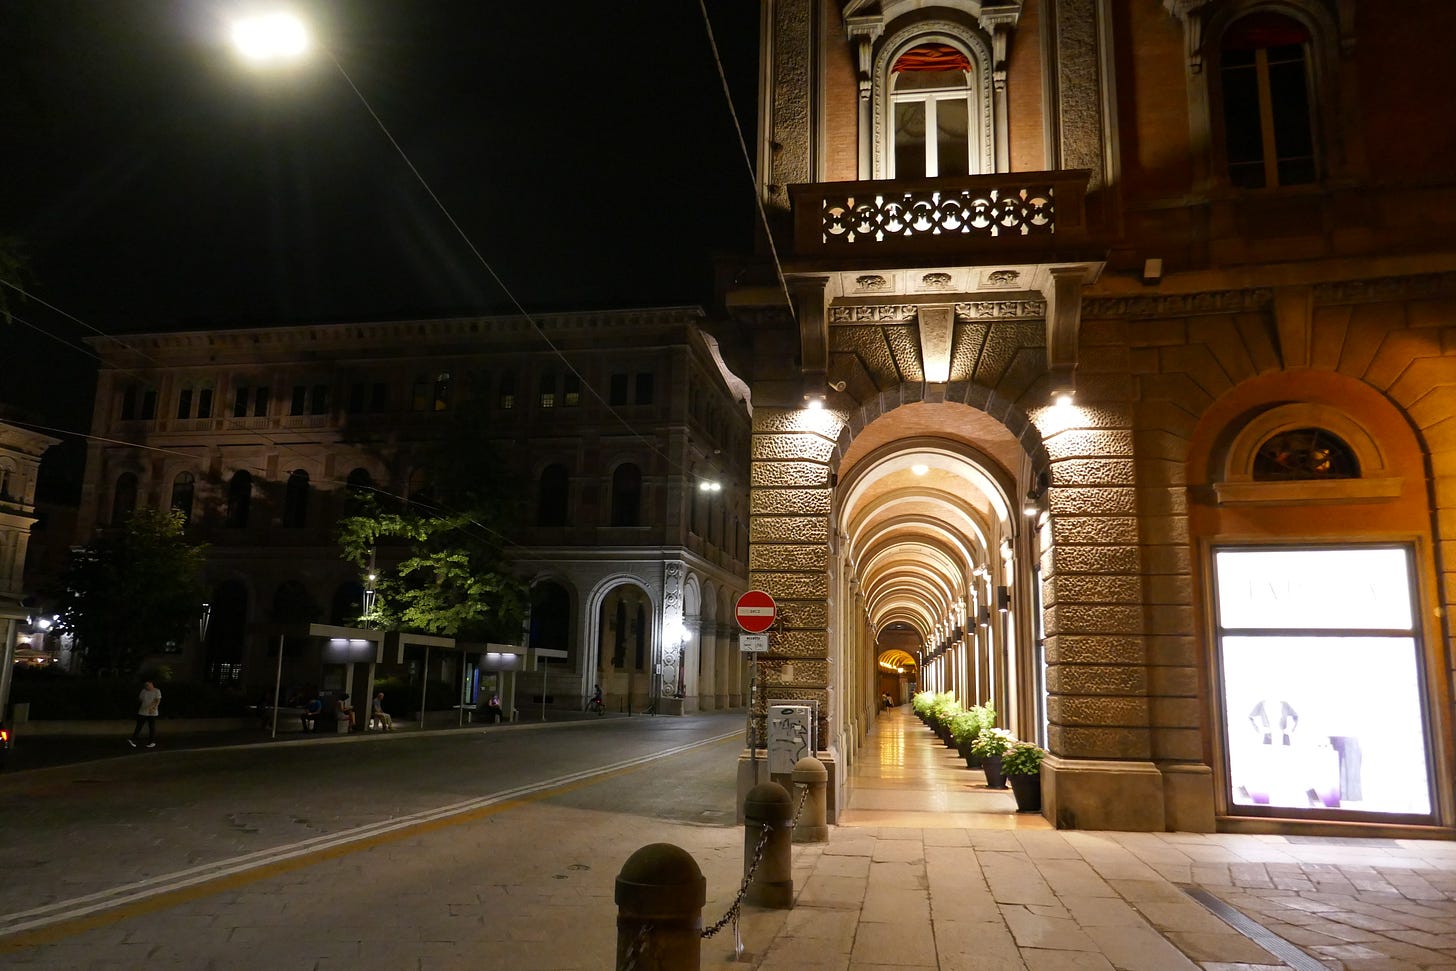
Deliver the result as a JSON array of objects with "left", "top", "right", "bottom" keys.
[{"left": 749, "top": 827, "right": 1456, "bottom": 971}]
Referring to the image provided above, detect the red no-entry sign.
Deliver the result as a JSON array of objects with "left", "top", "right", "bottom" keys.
[{"left": 735, "top": 590, "right": 777, "bottom": 633}]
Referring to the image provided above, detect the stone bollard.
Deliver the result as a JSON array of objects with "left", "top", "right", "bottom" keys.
[
  {"left": 743, "top": 781, "right": 794, "bottom": 909},
  {"left": 615, "top": 842, "right": 706, "bottom": 970},
  {"left": 791, "top": 756, "right": 829, "bottom": 842}
]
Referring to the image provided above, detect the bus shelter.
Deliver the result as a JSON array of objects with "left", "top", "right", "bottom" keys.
[{"left": 262, "top": 623, "right": 389, "bottom": 738}]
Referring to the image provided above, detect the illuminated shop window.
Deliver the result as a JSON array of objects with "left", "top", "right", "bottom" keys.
[{"left": 1213, "top": 546, "right": 1433, "bottom": 821}]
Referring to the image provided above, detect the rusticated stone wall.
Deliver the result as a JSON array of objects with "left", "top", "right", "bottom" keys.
[{"left": 748, "top": 406, "right": 839, "bottom": 747}]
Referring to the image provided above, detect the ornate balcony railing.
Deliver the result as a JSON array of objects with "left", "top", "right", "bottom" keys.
[{"left": 789, "top": 169, "right": 1090, "bottom": 260}]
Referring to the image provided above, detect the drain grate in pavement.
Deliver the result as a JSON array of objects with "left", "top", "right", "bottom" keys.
[{"left": 1183, "top": 886, "right": 1330, "bottom": 971}]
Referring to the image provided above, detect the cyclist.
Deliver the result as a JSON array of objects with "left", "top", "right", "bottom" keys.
[{"left": 589, "top": 683, "right": 604, "bottom": 715}]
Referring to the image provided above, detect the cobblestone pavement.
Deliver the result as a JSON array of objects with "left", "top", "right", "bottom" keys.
[{"left": 0, "top": 708, "right": 1452, "bottom": 969}]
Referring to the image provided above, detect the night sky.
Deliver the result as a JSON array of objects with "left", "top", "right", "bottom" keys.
[{"left": 0, "top": 1, "right": 762, "bottom": 483}]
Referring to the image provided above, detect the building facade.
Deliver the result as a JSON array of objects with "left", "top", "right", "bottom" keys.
[
  {"left": 76, "top": 308, "right": 753, "bottom": 713},
  {"left": 722, "top": 0, "right": 1456, "bottom": 833},
  {"left": 0, "top": 418, "right": 59, "bottom": 724}
]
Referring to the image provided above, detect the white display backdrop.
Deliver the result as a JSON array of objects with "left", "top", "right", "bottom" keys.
[{"left": 1214, "top": 546, "right": 1432, "bottom": 818}]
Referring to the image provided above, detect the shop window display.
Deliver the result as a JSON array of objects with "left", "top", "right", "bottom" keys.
[{"left": 1214, "top": 546, "right": 1433, "bottom": 819}]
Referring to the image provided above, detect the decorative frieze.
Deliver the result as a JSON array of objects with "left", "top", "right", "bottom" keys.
[
  {"left": 827, "top": 300, "right": 1047, "bottom": 324},
  {"left": 1312, "top": 271, "right": 1456, "bottom": 305},
  {"left": 1083, "top": 289, "right": 1273, "bottom": 319}
]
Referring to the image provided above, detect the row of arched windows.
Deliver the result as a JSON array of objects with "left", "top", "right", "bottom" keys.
[
  {"left": 875, "top": 5, "right": 1328, "bottom": 190},
  {"left": 111, "top": 468, "right": 311, "bottom": 529}
]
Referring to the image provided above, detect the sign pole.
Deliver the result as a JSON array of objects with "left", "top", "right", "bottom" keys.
[{"left": 735, "top": 590, "right": 777, "bottom": 786}]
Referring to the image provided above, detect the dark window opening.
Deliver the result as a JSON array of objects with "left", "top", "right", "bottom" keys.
[
  {"left": 171, "top": 471, "right": 195, "bottom": 522},
  {"left": 634, "top": 373, "right": 655, "bottom": 406},
  {"left": 177, "top": 388, "right": 193, "bottom": 420},
  {"left": 563, "top": 373, "right": 580, "bottom": 407},
  {"left": 282, "top": 470, "right": 309, "bottom": 528},
  {"left": 1220, "top": 13, "right": 1315, "bottom": 189},
  {"left": 197, "top": 388, "right": 212, "bottom": 419},
  {"left": 611, "top": 463, "right": 642, "bottom": 527},
  {"left": 226, "top": 470, "right": 252, "bottom": 528},
  {"left": 538, "top": 464, "right": 570, "bottom": 527},
  {"left": 121, "top": 389, "right": 137, "bottom": 421},
  {"left": 290, "top": 386, "right": 307, "bottom": 416},
  {"left": 609, "top": 373, "right": 628, "bottom": 406},
  {"left": 140, "top": 390, "right": 157, "bottom": 420}
]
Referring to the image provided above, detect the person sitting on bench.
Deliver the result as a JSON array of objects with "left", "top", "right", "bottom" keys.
[
  {"left": 335, "top": 693, "right": 356, "bottom": 731},
  {"left": 371, "top": 692, "right": 393, "bottom": 731},
  {"left": 302, "top": 696, "right": 323, "bottom": 732}
]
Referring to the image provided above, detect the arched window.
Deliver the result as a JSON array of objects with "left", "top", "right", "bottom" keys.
[
  {"left": 537, "top": 464, "right": 570, "bottom": 527},
  {"left": 433, "top": 371, "right": 451, "bottom": 411},
  {"left": 611, "top": 463, "right": 642, "bottom": 527},
  {"left": 1252, "top": 428, "right": 1358, "bottom": 481},
  {"left": 170, "top": 471, "right": 195, "bottom": 522},
  {"left": 346, "top": 467, "right": 374, "bottom": 493},
  {"left": 890, "top": 44, "right": 974, "bottom": 178},
  {"left": 872, "top": 28, "right": 996, "bottom": 178},
  {"left": 111, "top": 472, "right": 138, "bottom": 525},
  {"left": 282, "top": 470, "right": 309, "bottom": 528},
  {"left": 538, "top": 373, "right": 556, "bottom": 409},
  {"left": 226, "top": 470, "right": 252, "bottom": 528},
  {"left": 1219, "top": 13, "right": 1316, "bottom": 189}
]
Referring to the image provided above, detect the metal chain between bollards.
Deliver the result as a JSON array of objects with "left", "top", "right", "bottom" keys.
[
  {"left": 701, "top": 784, "right": 811, "bottom": 940},
  {"left": 622, "top": 920, "right": 652, "bottom": 971}
]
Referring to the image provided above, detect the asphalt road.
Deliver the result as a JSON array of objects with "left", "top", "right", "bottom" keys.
[{"left": 0, "top": 710, "right": 755, "bottom": 969}]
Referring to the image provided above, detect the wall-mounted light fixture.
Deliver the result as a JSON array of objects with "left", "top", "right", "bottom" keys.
[
  {"left": 996, "top": 586, "right": 1011, "bottom": 613},
  {"left": 1142, "top": 257, "right": 1163, "bottom": 285}
]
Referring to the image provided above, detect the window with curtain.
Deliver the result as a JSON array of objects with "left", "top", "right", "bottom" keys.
[
  {"left": 1220, "top": 13, "right": 1316, "bottom": 189},
  {"left": 890, "top": 44, "right": 975, "bottom": 179}
]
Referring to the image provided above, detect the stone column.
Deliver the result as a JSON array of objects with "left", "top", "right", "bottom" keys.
[
  {"left": 741, "top": 404, "right": 840, "bottom": 816},
  {"left": 1038, "top": 382, "right": 1166, "bottom": 831}
]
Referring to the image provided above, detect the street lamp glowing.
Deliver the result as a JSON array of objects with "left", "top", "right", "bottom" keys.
[{"left": 230, "top": 12, "right": 311, "bottom": 64}]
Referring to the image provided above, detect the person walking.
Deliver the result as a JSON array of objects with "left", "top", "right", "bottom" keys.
[{"left": 129, "top": 680, "right": 161, "bottom": 748}]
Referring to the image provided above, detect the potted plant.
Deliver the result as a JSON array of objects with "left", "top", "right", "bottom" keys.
[
  {"left": 950, "top": 703, "right": 995, "bottom": 767},
  {"left": 927, "top": 692, "right": 961, "bottom": 746},
  {"left": 970, "top": 727, "right": 1016, "bottom": 789},
  {"left": 1001, "top": 741, "right": 1046, "bottom": 813},
  {"left": 911, "top": 691, "right": 935, "bottom": 723}
]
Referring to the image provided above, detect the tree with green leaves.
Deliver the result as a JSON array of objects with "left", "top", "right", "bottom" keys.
[
  {"left": 336, "top": 418, "right": 528, "bottom": 642},
  {"left": 57, "top": 508, "right": 208, "bottom": 674}
]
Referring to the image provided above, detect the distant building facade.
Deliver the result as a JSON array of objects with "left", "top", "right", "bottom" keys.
[
  {"left": 0, "top": 418, "right": 59, "bottom": 718},
  {"left": 76, "top": 308, "right": 752, "bottom": 713},
  {"left": 721, "top": 0, "right": 1456, "bottom": 834}
]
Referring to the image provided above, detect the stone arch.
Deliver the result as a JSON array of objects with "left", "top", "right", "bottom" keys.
[
  {"left": 585, "top": 575, "right": 658, "bottom": 710},
  {"left": 1185, "top": 367, "right": 1446, "bottom": 824},
  {"left": 833, "top": 385, "right": 1051, "bottom": 482}
]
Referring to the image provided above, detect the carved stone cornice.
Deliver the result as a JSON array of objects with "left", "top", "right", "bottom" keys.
[
  {"left": 1311, "top": 271, "right": 1456, "bottom": 306},
  {"left": 827, "top": 300, "right": 1046, "bottom": 323},
  {"left": 1083, "top": 288, "right": 1273, "bottom": 319}
]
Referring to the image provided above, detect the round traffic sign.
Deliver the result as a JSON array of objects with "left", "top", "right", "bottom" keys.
[{"left": 735, "top": 590, "right": 777, "bottom": 633}]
